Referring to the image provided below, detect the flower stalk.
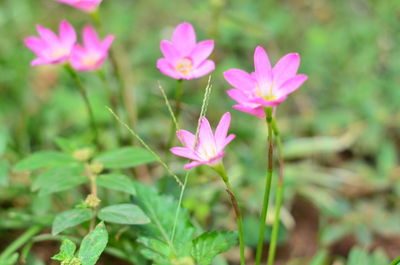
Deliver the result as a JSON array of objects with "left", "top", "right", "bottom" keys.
[
  {"left": 65, "top": 65, "right": 100, "bottom": 147},
  {"left": 390, "top": 257, "right": 400, "bottom": 265},
  {"left": 166, "top": 79, "right": 184, "bottom": 150},
  {"left": 213, "top": 164, "right": 246, "bottom": 265},
  {"left": 255, "top": 107, "right": 274, "bottom": 265}
]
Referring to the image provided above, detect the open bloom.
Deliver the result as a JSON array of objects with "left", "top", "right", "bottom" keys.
[
  {"left": 24, "top": 21, "right": 76, "bottom": 66},
  {"left": 170, "top": 112, "right": 235, "bottom": 169},
  {"left": 70, "top": 26, "right": 114, "bottom": 71},
  {"left": 53, "top": 0, "right": 102, "bottom": 12},
  {"left": 157, "top": 22, "right": 215, "bottom": 80},
  {"left": 224, "top": 46, "right": 308, "bottom": 118}
]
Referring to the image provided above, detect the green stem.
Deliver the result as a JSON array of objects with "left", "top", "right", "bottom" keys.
[
  {"left": 267, "top": 117, "right": 285, "bottom": 265},
  {"left": 255, "top": 108, "right": 274, "bottom": 265},
  {"left": 267, "top": 183, "right": 283, "bottom": 265},
  {"left": 0, "top": 225, "right": 42, "bottom": 261},
  {"left": 390, "top": 257, "right": 400, "bottom": 265},
  {"left": 166, "top": 79, "right": 184, "bottom": 150},
  {"left": 214, "top": 164, "right": 246, "bottom": 265},
  {"left": 65, "top": 65, "right": 100, "bottom": 147}
]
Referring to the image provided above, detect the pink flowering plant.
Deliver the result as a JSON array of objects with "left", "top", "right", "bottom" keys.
[{"left": 5, "top": 1, "right": 394, "bottom": 265}]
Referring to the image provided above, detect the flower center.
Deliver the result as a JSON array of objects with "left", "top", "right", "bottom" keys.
[
  {"left": 175, "top": 58, "right": 193, "bottom": 76},
  {"left": 255, "top": 82, "right": 277, "bottom": 101},
  {"left": 198, "top": 143, "right": 217, "bottom": 161},
  {"left": 51, "top": 48, "right": 69, "bottom": 60},
  {"left": 81, "top": 53, "right": 100, "bottom": 67}
]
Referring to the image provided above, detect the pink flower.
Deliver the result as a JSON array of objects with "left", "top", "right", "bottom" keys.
[
  {"left": 53, "top": 0, "right": 102, "bottom": 12},
  {"left": 170, "top": 112, "right": 235, "bottom": 169},
  {"left": 157, "top": 22, "right": 215, "bottom": 80},
  {"left": 70, "top": 26, "right": 114, "bottom": 72},
  {"left": 24, "top": 21, "right": 76, "bottom": 66},
  {"left": 224, "top": 46, "right": 308, "bottom": 118}
]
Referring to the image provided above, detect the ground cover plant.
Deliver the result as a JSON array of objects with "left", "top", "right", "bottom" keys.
[{"left": 0, "top": 0, "right": 400, "bottom": 264}]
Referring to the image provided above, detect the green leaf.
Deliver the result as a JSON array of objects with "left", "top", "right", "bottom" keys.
[
  {"left": 346, "top": 247, "right": 369, "bottom": 265},
  {"left": 52, "top": 208, "right": 93, "bottom": 235},
  {"left": 33, "top": 165, "right": 87, "bottom": 196},
  {"left": 310, "top": 249, "right": 328, "bottom": 265},
  {"left": 97, "top": 204, "right": 150, "bottom": 225},
  {"left": 191, "top": 231, "right": 237, "bottom": 265},
  {"left": 52, "top": 238, "right": 76, "bottom": 261},
  {"left": 0, "top": 253, "right": 18, "bottom": 265},
  {"left": 133, "top": 181, "right": 196, "bottom": 263},
  {"left": 14, "top": 151, "right": 76, "bottom": 171},
  {"left": 95, "top": 147, "right": 156, "bottom": 169},
  {"left": 0, "top": 129, "right": 9, "bottom": 156},
  {"left": 0, "top": 160, "right": 9, "bottom": 187},
  {"left": 370, "top": 248, "right": 389, "bottom": 265},
  {"left": 78, "top": 222, "right": 108, "bottom": 265},
  {"left": 97, "top": 174, "right": 136, "bottom": 195}
]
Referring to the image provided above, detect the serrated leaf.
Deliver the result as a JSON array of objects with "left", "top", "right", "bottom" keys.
[
  {"left": 52, "top": 238, "right": 76, "bottom": 261},
  {"left": 95, "top": 147, "right": 156, "bottom": 169},
  {"left": 14, "top": 151, "right": 76, "bottom": 171},
  {"left": 78, "top": 222, "right": 108, "bottom": 265},
  {"left": 191, "top": 231, "right": 237, "bottom": 265},
  {"left": 33, "top": 165, "right": 87, "bottom": 196},
  {"left": 52, "top": 208, "right": 93, "bottom": 235},
  {"left": 0, "top": 160, "right": 9, "bottom": 187},
  {"left": 132, "top": 181, "right": 196, "bottom": 262},
  {"left": 97, "top": 204, "right": 150, "bottom": 225},
  {"left": 97, "top": 174, "right": 136, "bottom": 195}
]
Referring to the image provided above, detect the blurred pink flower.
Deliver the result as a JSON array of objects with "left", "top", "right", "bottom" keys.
[
  {"left": 53, "top": 0, "right": 102, "bottom": 12},
  {"left": 224, "top": 46, "right": 308, "bottom": 118},
  {"left": 170, "top": 112, "right": 235, "bottom": 169},
  {"left": 24, "top": 21, "right": 76, "bottom": 66},
  {"left": 70, "top": 26, "right": 114, "bottom": 72},
  {"left": 157, "top": 22, "right": 215, "bottom": 80}
]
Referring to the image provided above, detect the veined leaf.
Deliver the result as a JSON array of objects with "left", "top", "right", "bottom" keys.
[
  {"left": 97, "top": 173, "right": 136, "bottom": 195},
  {"left": 14, "top": 151, "right": 76, "bottom": 171},
  {"left": 52, "top": 208, "right": 93, "bottom": 235},
  {"left": 191, "top": 231, "right": 237, "bottom": 265},
  {"left": 33, "top": 165, "right": 87, "bottom": 196},
  {"left": 52, "top": 238, "right": 76, "bottom": 261},
  {"left": 95, "top": 147, "right": 156, "bottom": 169},
  {"left": 78, "top": 222, "right": 108, "bottom": 265},
  {"left": 133, "top": 181, "right": 196, "bottom": 263},
  {"left": 97, "top": 204, "right": 150, "bottom": 225}
]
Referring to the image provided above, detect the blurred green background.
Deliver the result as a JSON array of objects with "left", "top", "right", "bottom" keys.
[{"left": 1, "top": 0, "right": 400, "bottom": 264}]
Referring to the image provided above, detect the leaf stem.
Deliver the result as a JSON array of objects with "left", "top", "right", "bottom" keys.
[
  {"left": 64, "top": 65, "right": 100, "bottom": 147},
  {"left": 255, "top": 108, "right": 274, "bottom": 265},
  {"left": 213, "top": 164, "right": 246, "bottom": 265},
  {"left": 0, "top": 225, "right": 42, "bottom": 261}
]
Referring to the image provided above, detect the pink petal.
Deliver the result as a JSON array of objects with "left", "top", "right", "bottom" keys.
[
  {"left": 253, "top": 46, "right": 272, "bottom": 84},
  {"left": 172, "top": 22, "right": 196, "bottom": 55},
  {"left": 59, "top": 20, "right": 76, "bottom": 48},
  {"left": 192, "top": 60, "right": 215, "bottom": 79},
  {"left": 226, "top": 89, "right": 253, "bottom": 105},
  {"left": 190, "top": 40, "right": 214, "bottom": 66},
  {"left": 157, "top": 58, "right": 180, "bottom": 79},
  {"left": 101, "top": 35, "right": 114, "bottom": 51},
  {"left": 232, "top": 104, "right": 265, "bottom": 118},
  {"left": 36, "top": 25, "right": 59, "bottom": 47},
  {"left": 214, "top": 112, "right": 231, "bottom": 149},
  {"left": 31, "top": 57, "right": 50, "bottom": 66},
  {"left": 224, "top": 69, "right": 255, "bottom": 91},
  {"left": 221, "top": 134, "right": 235, "bottom": 150},
  {"left": 83, "top": 25, "right": 100, "bottom": 50},
  {"left": 250, "top": 96, "right": 286, "bottom": 107},
  {"left": 176, "top": 130, "right": 196, "bottom": 149},
  {"left": 24, "top": 37, "right": 46, "bottom": 56},
  {"left": 277, "top": 74, "right": 307, "bottom": 97},
  {"left": 160, "top": 40, "right": 180, "bottom": 62},
  {"left": 198, "top": 116, "right": 216, "bottom": 148},
  {"left": 184, "top": 161, "right": 204, "bottom": 169},
  {"left": 273, "top": 53, "right": 300, "bottom": 87},
  {"left": 170, "top": 147, "right": 199, "bottom": 161}
]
